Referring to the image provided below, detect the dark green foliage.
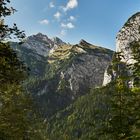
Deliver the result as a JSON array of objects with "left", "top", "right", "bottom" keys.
[
  {"left": 46, "top": 50, "right": 140, "bottom": 140},
  {"left": 46, "top": 86, "right": 111, "bottom": 140},
  {"left": 0, "top": 42, "right": 27, "bottom": 84},
  {"left": 0, "top": 43, "right": 48, "bottom": 139},
  {"left": 128, "top": 41, "right": 140, "bottom": 139},
  {"left": 0, "top": 1, "right": 48, "bottom": 139},
  {"left": 129, "top": 41, "right": 140, "bottom": 86},
  {"left": 0, "top": 0, "right": 25, "bottom": 41},
  {"left": 46, "top": 79, "right": 140, "bottom": 140}
]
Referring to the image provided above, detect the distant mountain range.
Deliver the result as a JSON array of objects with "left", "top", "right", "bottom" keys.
[{"left": 11, "top": 33, "right": 113, "bottom": 117}]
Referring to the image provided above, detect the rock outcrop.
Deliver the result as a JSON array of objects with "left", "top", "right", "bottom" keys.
[
  {"left": 51, "top": 37, "right": 66, "bottom": 46},
  {"left": 103, "top": 12, "right": 140, "bottom": 85},
  {"left": 11, "top": 42, "right": 47, "bottom": 77},
  {"left": 22, "top": 33, "right": 66, "bottom": 56}
]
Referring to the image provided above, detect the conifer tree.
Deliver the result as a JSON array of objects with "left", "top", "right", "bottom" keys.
[
  {"left": 105, "top": 51, "right": 140, "bottom": 139},
  {"left": 127, "top": 41, "right": 140, "bottom": 139},
  {"left": 0, "top": 0, "right": 47, "bottom": 139}
]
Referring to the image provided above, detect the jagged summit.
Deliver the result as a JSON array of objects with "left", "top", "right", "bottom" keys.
[
  {"left": 20, "top": 32, "right": 113, "bottom": 58},
  {"left": 22, "top": 33, "right": 53, "bottom": 56},
  {"left": 20, "top": 33, "right": 67, "bottom": 56},
  {"left": 125, "top": 12, "right": 140, "bottom": 24},
  {"left": 35, "top": 32, "right": 48, "bottom": 38},
  {"left": 116, "top": 12, "right": 140, "bottom": 62},
  {"left": 51, "top": 36, "right": 66, "bottom": 46},
  {"left": 78, "top": 39, "right": 113, "bottom": 55},
  {"left": 79, "top": 39, "right": 92, "bottom": 46},
  {"left": 28, "top": 33, "right": 53, "bottom": 45}
]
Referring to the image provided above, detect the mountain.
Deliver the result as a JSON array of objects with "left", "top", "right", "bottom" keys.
[
  {"left": 46, "top": 12, "right": 140, "bottom": 140},
  {"left": 21, "top": 33, "right": 65, "bottom": 56},
  {"left": 51, "top": 37, "right": 66, "bottom": 46},
  {"left": 11, "top": 42, "right": 47, "bottom": 77},
  {"left": 11, "top": 34, "right": 113, "bottom": 117},
  {"left": 47, "top": 39, "right": 113, "bottom": 96},
  {"left": 103, "top": 12, "right": 140, "bottom": 86},
  {"left": 11, "top": 33, "right": 66, "bottom": 77}
]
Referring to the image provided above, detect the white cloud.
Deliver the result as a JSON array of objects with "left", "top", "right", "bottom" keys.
[
  {"left": 60, "top": 29, "right": 67, "bottom": 36},
  {"left": 54, "top": 11, "right": 61, "bottom": 20},
  {"left": 49, "top": 2, "right": 55, "bottom": 8},
  {"left": 69, "top": 16, "right": 76, "bottom": 21},
  {"left": 63, "top": 0, "right": 78, "bottom": 11},
  {"left": 61, "top": 22, "right": 75, "bottom": 29},
  {"left": 39, "top": 19, "right": 49, "bottom": 25}
]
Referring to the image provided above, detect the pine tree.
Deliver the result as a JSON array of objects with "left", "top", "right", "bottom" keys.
[
  {"left": 0, "top": 1, "right": 48, "bottom": 139},
  {"left": 99, "top": 52, "right": 135, "bottom": 139},
  {"left": 129, "top": 41, "right": 140, "bottom": 88},
  {"left": 127, "top": 41, "right": 140, "bottom": 139}
]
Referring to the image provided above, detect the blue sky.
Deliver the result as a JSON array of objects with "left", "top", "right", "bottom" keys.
[{"left": 7, "top": 0, "right": 140, "bottom": 50}]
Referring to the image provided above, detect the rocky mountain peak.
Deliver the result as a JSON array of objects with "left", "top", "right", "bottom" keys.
[
  {"left": 29, "top": 33, "right": 53, "bottom": 45},
  {"left": 116, "top": 12, "right": 140, "bottom": 63},
  {"left": 103, "top": 12, "right": 140, "bottom": 85},
  {"left": 22, "top": 33, "right": 53, "bottom": 56},
  {"left": 79, "top": 39, "right": 92, "bottom": 46},
  {"left": 21, "top": 33, "right": 67, "bottom": 56},
  {"left": 51, "top": 37, "right": 66, "bottom": 46},
  {"left": 35, "top": 32, "right": 48, "bottom": 38}
]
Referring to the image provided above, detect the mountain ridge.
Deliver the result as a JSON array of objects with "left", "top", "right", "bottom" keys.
[{"left": 11, "top": 34, "right": 114, "bottom": 117}]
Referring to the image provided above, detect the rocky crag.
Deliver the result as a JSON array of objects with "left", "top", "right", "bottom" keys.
[{"left": 103, "top": 12, "right": 140, "bottom": 85}]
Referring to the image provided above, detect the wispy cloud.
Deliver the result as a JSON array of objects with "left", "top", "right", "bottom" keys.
[
  {"left": 42, "top": 1, "right": 78, "bottom": 37},
  {"left": 69, "top": 16, "right": 76, "bottom": 21},
  {"left": 54, "top": 11, "right": 61, "bottom": 20},
  {"left": 61, "top": 22, "right": 75, "bottom": 29},
  {"left": 39, "top": 19, "right": 49, "bottom": 25},
  {"left": 63, "top": 0, "right": 78, "bottom": 11},
  {"left": 49, "top": 2, "right": 55, "bottom": 8},
  {"left": 60, "top": 29, "right": 67, "bottom": 36}
]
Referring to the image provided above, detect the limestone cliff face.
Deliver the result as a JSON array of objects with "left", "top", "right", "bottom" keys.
[
  {"left": 116, "top": 12, "right": 140, "bottom": 63},
  {"left": 103, "top": 12, "right": 140, "bottom": 85},
  {"left": 47, "top": 40, "right": 113, "bottom": 97},
  {"left": 58, "top": 40, "right": 113, "bottom": 97}
]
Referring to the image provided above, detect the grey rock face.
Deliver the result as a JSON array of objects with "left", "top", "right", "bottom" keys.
[
  {"left": 22, "top": 33, "right": 66, "bottom": 56},
  {"left": 116, "top": 12, "right": 140, "bottom": 64},
  {"left": 23, "top": 33, "right": 53, "bottom": 56},
  {"left": 32, "top": 41, "right": 113, "bottom": 117},
  {"left": 61, "top": 47, "right": 113, "bottom": 97},
  {"left": 51, "top": 37, "right": 66, "bottom": 46},
  {"left": 103, "top": 12, "right": 140, "bottom": 85},
  {"left": 11, "top": 42, "right": 47, "bottom": 77},
  {"left": 12, "top": 33, "right": 113, "bottom": 117},
  {"left": 49, "top": 41, "right": 114, "bottom": 100}
]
